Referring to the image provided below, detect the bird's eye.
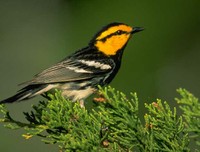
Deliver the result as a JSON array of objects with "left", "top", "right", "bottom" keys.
[{"left": 116, "top": 30, "right": 123, "bottom": 35}]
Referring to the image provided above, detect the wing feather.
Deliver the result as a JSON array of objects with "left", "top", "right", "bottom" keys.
[{"left": 21, "top": 58, "right": 113, "bottom": 85}]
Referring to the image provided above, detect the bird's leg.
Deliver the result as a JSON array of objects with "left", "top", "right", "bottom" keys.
[{"left": 79, "top": 100, "right": 85, "bottom": 108}]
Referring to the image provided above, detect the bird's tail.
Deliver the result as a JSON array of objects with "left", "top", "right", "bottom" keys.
[{"left": 0, "top": 84, "right": 54, "bottom": 104}]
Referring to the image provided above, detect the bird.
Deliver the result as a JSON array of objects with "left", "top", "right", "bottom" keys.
[{"left": 0, "top": 22, "right": 143, "bottom": 106}]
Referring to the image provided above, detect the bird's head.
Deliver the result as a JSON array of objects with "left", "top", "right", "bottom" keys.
[{"left": 90, "top": 22, "right": 143, "bottom": 56}]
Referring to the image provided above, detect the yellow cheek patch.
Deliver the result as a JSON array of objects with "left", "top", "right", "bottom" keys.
[
  {"left": 95, "top": 34, "right": 131, "bottom": 56},
  {"left": 96, "top": 25, "right": 132, "bottom": 40}
]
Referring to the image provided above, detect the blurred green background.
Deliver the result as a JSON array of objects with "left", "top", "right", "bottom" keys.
[{"left": 0, "top": 0, "right": 200, "bottom": 151}]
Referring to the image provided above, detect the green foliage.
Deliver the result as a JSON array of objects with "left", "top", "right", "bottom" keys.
[
  {"left": 176, "top": 89, "right": 200, "bottom": 147},
  {"left": 0, "top": 87, "right": 199, "bottom": 152},
  {"left": 144, "top": 100, "right": 189, "bottom": 151}
]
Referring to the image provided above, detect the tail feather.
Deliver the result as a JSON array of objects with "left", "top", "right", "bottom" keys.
[{"left": 0, "top": 84, "right": 52, "bottom": 104}]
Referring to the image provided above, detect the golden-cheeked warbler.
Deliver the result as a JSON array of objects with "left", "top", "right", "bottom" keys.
[{"left": 0, "top": 22, "right": 143, "bottom": 105}]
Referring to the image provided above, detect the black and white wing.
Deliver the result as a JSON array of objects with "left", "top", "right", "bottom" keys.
[{"left": 22, "top": 57, "right": 114, "bottom": 85}]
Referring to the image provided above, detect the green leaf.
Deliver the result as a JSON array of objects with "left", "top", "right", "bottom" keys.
[{"left": 0, "top": 87, "right": 199, "bottom": 151}]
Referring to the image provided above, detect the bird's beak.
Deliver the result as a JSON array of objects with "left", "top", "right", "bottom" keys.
[{"left": 131, "top": 27, "right": 144, "bottom": 34}]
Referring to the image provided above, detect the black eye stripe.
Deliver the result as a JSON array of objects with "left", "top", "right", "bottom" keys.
[
  {"left": 115, "top": 30, "right": 125, "bottom": 35},
  {"left": 99, "top": 30, "right": 128, "bottom": 42}
]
